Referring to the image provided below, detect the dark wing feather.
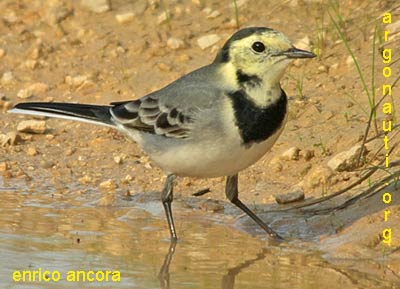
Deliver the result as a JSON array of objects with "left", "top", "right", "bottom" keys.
[{"left": 110, "top": 96, "right": 194, "bottom": 138}]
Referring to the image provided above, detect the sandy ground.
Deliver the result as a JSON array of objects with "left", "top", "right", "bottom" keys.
[{"left": 1, "top": 0, "right": 400, "bottom": 285}]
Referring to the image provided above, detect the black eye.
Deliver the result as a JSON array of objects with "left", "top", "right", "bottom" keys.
[{"left": 252, "top": 42, "right": 265, "bottom": 53}]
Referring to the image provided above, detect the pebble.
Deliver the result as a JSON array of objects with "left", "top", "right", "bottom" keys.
[
  {"left": 0, "top": 132, "right": 22, "bottom": 146},
  {"left": 0, "top": 162, "right": 9, "bottom": 172},
  {"left": 197, "top": 34, "right": 221, "bottom": 50},
  {"left": 41, "top": 160, "right": 54, "bottom": 169},
  {"left": 65, "top": 148, "right": 75, "bottom": 156},
  {"left": 113, "top": 155, "right": 123, "bottom": 164},
  {"left": 158, "top": 11, "right": 169, "bottom": 24},
  {"left": 346, "top": 55, "right": 355, "bottom": 67},
  {"left": 300, "top": 149, "right": 314, "bottom": 161},
  {"left": 157, "top": 62, "right": 171, "bottom": 72},
  {"left": 327, "top": 144, "right": 368, "bottom": 172},
  {"left": 25, "top": 59, "right": 38, "bottom": 70},
  {"left": 330, "top": 63, "right": 339, "bottom": 70},
  {"left": 275, "top": 189, "right": 305, "bottom": 204},
  {"left": 17, "top": 120, "right": 47, "bottom": 134},
  {"left": 268, "top": 156, "right": 283, "bottom": 172},
  {"left": 115, "top": 12, "right": 135, "bottom": 24},
  {"left": 99, "top": 179, "right": 117, "bottom": 190},
  {"left": 1, "top": 71, "right": 14, "bottom": 85},
  {"left": 28, "top": 82, "right": 49, "bottom": 94},
  {"left": 199, "top": 199, "right": 224, "bottom": 213},
  {"left": 207, "top": 10, "right": 221, "bottom": 19},
  {"left": 0, "top": 48, "right": 5, "bottom": 58},
  {"left": 27, "top": 147, "right": 38, "bottom": 156},
  {"left": 17, "top": 89, "right": 33, "bottom": 99},
  {"left": 81, "top": 0, "right": 111, "bottom": 13},
  {"left": 294, "top": 35, "right": 311, "bottom": 51},
  {"left": 65, "top": 75, "right": 88, "bottom": 87},
  {"left": 280, "top": 146, "right": 300, "bottom": 161},
  {"left": 79, "top": 175, "right": 92, "bottom": 184},
  {"left": 303, "top": 166, "right": 333, "bottom": 190},
  {"left": 317, "top": 65, "right": 328, "bottom": 73},
  {"left": 167, "top": 37, "right": 185, "bottom": 50}
]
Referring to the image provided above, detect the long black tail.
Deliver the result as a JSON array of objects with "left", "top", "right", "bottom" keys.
[{"left": 9, "top": 102, "right": 114, "bottom": 127}]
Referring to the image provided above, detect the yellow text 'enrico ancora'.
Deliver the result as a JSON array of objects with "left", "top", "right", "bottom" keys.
[{"left": 13, "top": 268, "right": 121, "bottom": 283}]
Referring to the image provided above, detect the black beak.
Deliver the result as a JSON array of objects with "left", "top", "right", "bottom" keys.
[{"left": 274, "top": 47, "right": 316, "bottom": 59}]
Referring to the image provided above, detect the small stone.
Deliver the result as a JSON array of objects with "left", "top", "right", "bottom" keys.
[
  {"left": 17, "top": 89, "right": 33, "bottom": 99},
  {"left": 65, "top": 75, "right": 88, "bottom": 87},
  {"left": 327, "top": 145, "right": 368, "bottom": 172},
  {"left": 280, "top": 147, "right": 300, "bottom": 161},
  {"left": 65, "top": 148, "right": 75, "bottom": 156},
  {"left": 0, "top": 48, "right": 5, "bottom": 58},
  {"left": 27, "top": 147, "right": 38, "bottom": 156},
  {"left": 200, "top": 199, "right": 224, "bottom": 213},
  {"left": 330, "top": 63, "right": 339, "bottom": 70},
  {"left": 157, "top": 62, "right": 171, "bottom": 71},
  {"left": 0, "top": 134, "right": 8, "bottom": 147},
  {"left": 28, "top": 82, "right": 49, "bottom": 94},
  {"left": 116, "top": 46, "right": 125, "bottom": 54},
  {"left": 317, "top": 65, "right": 328, "bottom": 73},
  {"left": 268, "top": 156, "right": 283, "bottom": 172},
  {"left": 81, "top": 0, "right": 111, "bottom": 13},
  {"left": 1, "top": 71, "right": 14, "bottom": 85},
  {"left": 346, "top": 55, "right": 355, "bottom": 67},
  {"left": 45, "top": 134, "right": 55, "bottom": 140},
  {"left": 294, "top": 36, "right": 311, "bottom": 51},
  {"left": 275, "top": 189, "right": 305, "bottom": 204},
  {"left": 113, "top": 155, "right": 123, "bottom": 164},
  {"left": 6, "top": 131, "right": 22, "bottom": 145},
  {"left": 167, "top": 37, "right": 185, "bottom": 50},
  {"left": 17, "top": 120, "right": 47, "bottom": 134},
  {"left": 79, "top": 175, "right": 92, "bottom": 184},
  {"left": 177, "top": 54, "right": 190, "bottom": 62},
  {"left": 30, "top": 47, "right": 41, "bottom": 60},
  {"left": 2, "top": 101, "right": 13, "bottom": 112},
  {"left": 197, "top": 34, "right": 221, "bottom": 50},
  {"left": 99, "top": 179, "right": 117, "bottom": 190},
  {"left": 207, "top": 10, "right": 221, "bottom": 19},
  {"left": 115, "top": 12, "right": 135, "bottom": 24},
  {"left": 0, "top": 132, "right": 22, "bottom": 146},
  {"left": 157, "top": 11, "right": 170, "bottom": 24},
  {"left": 25, "top": 59, "right": 38, "bottom": 70},
  {"left": 41, "top": 160, "right": 54, "bottom": 169},
  {"left": 0, "top": 162, "right": 9, "bottom": 172},
  {"left": 300, "top": 149, "right": 314, "bottom": 161},
  {"left": 303, "top": 166, "right": 333, "bottom": 190}
]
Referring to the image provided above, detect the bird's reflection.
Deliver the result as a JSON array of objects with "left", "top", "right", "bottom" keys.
[
  {"left": 158, "top": 241, "right": 269, "bottom": 289},
  {"left": 158, "top": 240, "right": 177, "bottom": 289}
]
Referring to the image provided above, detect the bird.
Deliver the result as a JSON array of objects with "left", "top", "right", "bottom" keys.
[{"left": 9, "top": 27, "right": 315, "bottom": 241}]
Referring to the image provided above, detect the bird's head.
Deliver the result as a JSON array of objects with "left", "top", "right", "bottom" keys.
[{"left": 214, "top": 27, "right": 315, "bottom": 87}]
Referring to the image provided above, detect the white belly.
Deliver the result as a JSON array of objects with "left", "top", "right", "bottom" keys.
[{"left": 141, "top": 123, "right": 285, "bottom": 178}]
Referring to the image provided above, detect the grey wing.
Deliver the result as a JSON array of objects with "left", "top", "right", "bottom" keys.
[
  {"left": 110, "top": 96, "right": 196, "bottom": 138},
  {"left": 110, "top": 65, "right": 224, "bottom": 139}
]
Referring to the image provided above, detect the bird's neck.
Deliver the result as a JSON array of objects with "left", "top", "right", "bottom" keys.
[{"left": 218, "top": 63, "right": 283, "bottom": 108}]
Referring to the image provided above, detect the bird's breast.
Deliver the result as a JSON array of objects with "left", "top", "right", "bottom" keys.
[{"left": 228, "top": 88, "right": 287, "bottom": 147}]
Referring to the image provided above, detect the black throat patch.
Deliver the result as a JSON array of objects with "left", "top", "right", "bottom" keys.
[{"left": 228, "top": 89, "right": 287, "bottom": 146}]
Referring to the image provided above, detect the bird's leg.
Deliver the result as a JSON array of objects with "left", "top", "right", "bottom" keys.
[
  {"left": 225, "top": 174, "right": 282, "bottom": 239},
  {"left": 161, "top": 174, "right": 178, "bottom": 241}
]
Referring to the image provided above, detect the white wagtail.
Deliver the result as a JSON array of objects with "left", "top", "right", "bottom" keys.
[{"left": 9, "top": 27, "right": 315, "bottom": 241}]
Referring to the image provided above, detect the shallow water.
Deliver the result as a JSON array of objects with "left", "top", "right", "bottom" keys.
[{"left": 0, "top": 178, "right": 396, "bottom": 289}]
